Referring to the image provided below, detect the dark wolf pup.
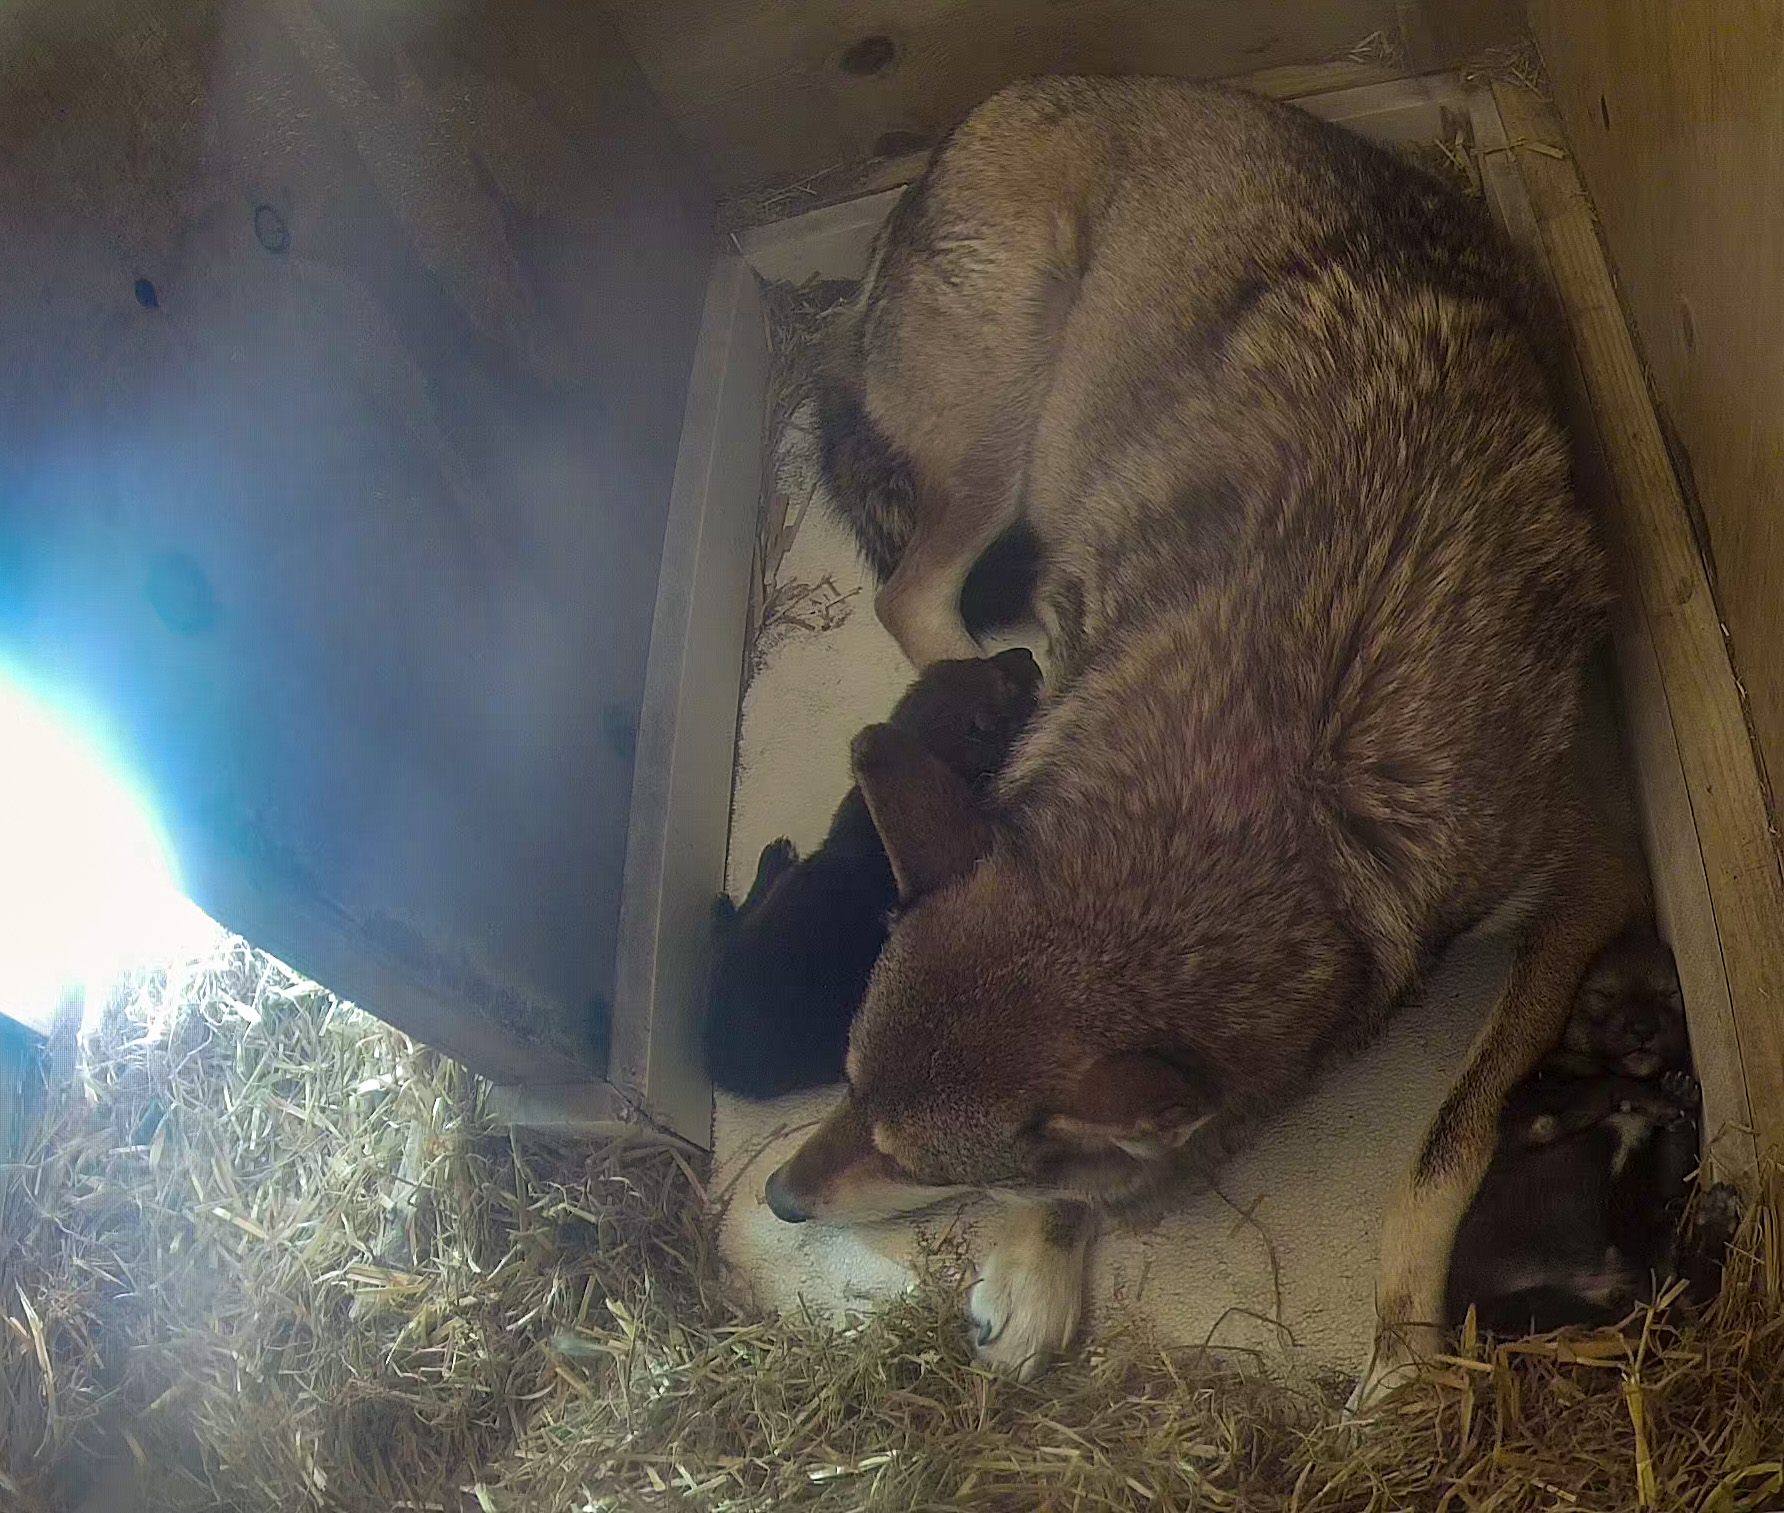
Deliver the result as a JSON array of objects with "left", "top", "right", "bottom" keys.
[
  {"left": 1448, "top": 929, "right": 1739, "bottom": 1335},
  {"left": 707, "top": 647, "right": 1041, "bottom": 1098},
  {"left": 768, "top": 76, "right": 1644, "bottom": 1408}
]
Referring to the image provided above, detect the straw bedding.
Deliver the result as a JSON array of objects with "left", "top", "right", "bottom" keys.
[{"left": 0, "top": 936, "right": 1779, "bottom": 1512}]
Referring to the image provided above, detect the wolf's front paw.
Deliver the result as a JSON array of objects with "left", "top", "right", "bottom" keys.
[
  {"left": 1344, "top": 1320, "right": 1442, "bottom": 1420},
  {"left": 968, "top": 1252, "right": 1080, "bottom": 1381},
  {"left": 966, "top": 1203, "right": 1092, "bottom": 1381}
]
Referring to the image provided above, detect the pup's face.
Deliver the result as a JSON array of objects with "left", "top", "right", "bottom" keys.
[
  {"left": 1564, "top": 930, "right": 1689, "bottom": 1079},
  {"left": 762, "top": 721, "right": 1210, "bottom": 1227},
  {"left": 886, "top": 646, "right": 1043, "bottom": 785}
]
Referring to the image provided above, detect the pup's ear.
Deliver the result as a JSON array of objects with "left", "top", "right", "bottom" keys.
[
  {"left": 853, "top": 723, "right": 996, "bottom": 903},
  {"left": 990, "top": 644, "right": 1042, "bottom": 692},
  {"left": 1046, "top": 1051, "right": 1212, "bottom": 1157}
]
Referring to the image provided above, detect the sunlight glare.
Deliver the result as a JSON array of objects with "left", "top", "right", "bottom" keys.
[{"left": 0, "top": 673, "right": 220, "bottom": 1034}]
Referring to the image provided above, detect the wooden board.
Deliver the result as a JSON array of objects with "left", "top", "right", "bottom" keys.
[
  {"left": 0, "top": 0, "right": 715, "bottom": 1089},
  {"left": 611, "top": 257, "right": 769, "bottom": 1143},
  {"left": 606, "top": 0, "right": 1406, "bottom": 193},
  {"left": 1529, "top": 2, "right": 1784, "bottom": 884},
  {"left": 1466, "top": 85, "right": 1758, "bottom": 1182},
  {"left": 1416, "top": 0, "right": 1527, "bottom": 65},
  {"left": 716, "top": 56, "right": 1420, "bottom": 230},
  {"left": 1490, "top": 81, "right": 1784, "bottom": 1178}
]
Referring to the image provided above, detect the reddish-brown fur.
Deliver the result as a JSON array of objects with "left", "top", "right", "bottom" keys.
[{"left": 770, "top": 76, "right": 1648, "bottom": 1397}]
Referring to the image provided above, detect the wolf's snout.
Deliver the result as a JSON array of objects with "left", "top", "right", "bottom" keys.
[{"left": 764, "top": 1164, "right": 811, "bottom": 1224}]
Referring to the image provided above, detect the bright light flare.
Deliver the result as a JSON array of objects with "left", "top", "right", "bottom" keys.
[{"left": 0, "top": 672, "right": 219, "bottom": 1034}]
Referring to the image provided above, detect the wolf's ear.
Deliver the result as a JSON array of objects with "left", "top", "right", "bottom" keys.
[
  {"left": 1046, "top": 1052, "right": 1212, "bottom": 1157},
  {"left": 853, "top": 723, "right": 996, "bottom": 903}
]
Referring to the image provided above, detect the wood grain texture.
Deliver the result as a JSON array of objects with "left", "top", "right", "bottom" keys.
[
  {"left": 1529, "top": 1, "right": 1784, "bottom": 874},
  {"left": 1468, "top": 83, "right": 1759, "bottom": 1181},
  {"left": 1413, "top": 0, "right": 1526, "bottom": 63},
  {"left": 606, "top": 0, "right": 1403, "bottom": 192},
  {"left": 0, "top": 0, "right": 715, "bottom": 1087},
  {"left": 613, "top": 258, "right": 769, "bottom": 1144},
  {"left": 716, "top": 57, "right": 1414, "bottom": 229},
  {"left": 1492, "top": 81, "right": 1784, "bottom": 1174}
]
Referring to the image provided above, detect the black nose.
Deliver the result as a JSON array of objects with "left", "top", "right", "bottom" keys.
[{"left": 764, "top": 1164, "right": 811, "bottom": 1224}]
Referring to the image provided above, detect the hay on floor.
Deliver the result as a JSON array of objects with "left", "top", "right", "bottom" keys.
[{"left": 1, "top": 935, "right": 1780, "bottom": 1512}]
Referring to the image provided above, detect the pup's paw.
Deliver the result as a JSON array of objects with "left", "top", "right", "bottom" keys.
[
  {"left": 968, "top": 1248, "right": 1083, "bottom": 1382},
  {"left": 1659, "top": 1069, "right": 1700, "bottom": 1109},
  {"left": 1694, "top": 1182, "right": 1744, "bottom": 1247},
  {"left": 1619, "top": 1086, "right": 1692, "bottom": 1128}
]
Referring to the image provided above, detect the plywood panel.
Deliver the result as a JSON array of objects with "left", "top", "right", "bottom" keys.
[
  {"left": 1491, "top": 81, "right": 1784, "bottom": 1172},
  {"left": 0, "top": 0, "right": 714, "bottom": 1086},
  {"left": 1529, "top": 2, "right": 1784, "bottom": 872},
  {"left": 1417, "top": 0, "right": 1526, "bottom": 64},
  {"left": 603, "top": 0, "right": 1403, "bottom": 192},
  {"left": 717, "top": 58, "right": 1416, "bottom": 231},
  {"left": 612, "top": 257, "right": 769, "bottom": 1143},
  {"left": 1468, "top": 83, "right": 1759, "bottom": 1180}
]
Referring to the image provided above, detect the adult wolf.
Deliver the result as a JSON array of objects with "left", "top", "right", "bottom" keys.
[{"left": 769, "top": 76, "right": 1645, "bottom": 1409}]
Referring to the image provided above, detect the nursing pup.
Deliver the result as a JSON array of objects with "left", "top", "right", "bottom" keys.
[
  {"left": 1447, "top": 931, "right": 1696, "bottom": 1333},
  {"left": 767, "top": 76, "right": 1644, "bottom": 1403},
  {"left": 706, "top": 647, "right": 1042, "bottom": 1098},
  {"left": 1448, "top": 931, "right": 1741, "bottom": 1334}
]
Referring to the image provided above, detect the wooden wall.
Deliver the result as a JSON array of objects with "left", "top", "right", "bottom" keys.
[
  {"left": 1527, "top": 3, "right": 1784, "bottom": 1162},
  {"left": 601, "top": 0, "right": 1408, "bottom": 193},
  {"left": 0, "top": 0, "right": 715, "bottom": 1086},
  {"left": 1532, "top": 3, "right": 1784, "bottom": 811}
]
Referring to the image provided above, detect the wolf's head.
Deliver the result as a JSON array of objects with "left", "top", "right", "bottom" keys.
[{"left": 764, "top": 722, "right": 1218, "bottom": 1226}]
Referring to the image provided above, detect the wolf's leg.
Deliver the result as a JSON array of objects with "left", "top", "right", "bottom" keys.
[
  {"left": 876, "top": 454, "right": 1026, "bottom": 667},
  {"left": 968, "top": 1198, "right": 1096, "bottom": 1380},
  {"left": 869, "top": 256, "right": 1078, "bottom": 668},
  {"left": 1351, "top": 800, "right": 1648, "bottom": 1414}
]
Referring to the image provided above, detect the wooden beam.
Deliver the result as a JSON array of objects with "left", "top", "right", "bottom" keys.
[
  {"left": 1529, "top": 2, "right": 1784, "bottom": 887},
  {"left": 1466, "top": 84, "right": 1759, "bottom": 1184},
  {"left": 1490, "top": 81, "right": 1784, "bottom": 1182},
  {"left": 613, "top": 0, "right": 1410, "bottom": 195},
  {"left": 718, "top": 57, "right": 1415, "bottom": 232}
]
